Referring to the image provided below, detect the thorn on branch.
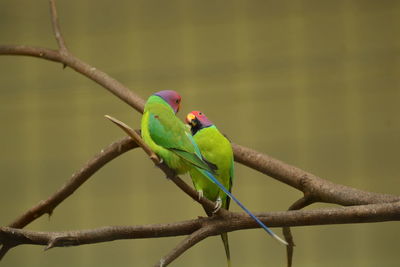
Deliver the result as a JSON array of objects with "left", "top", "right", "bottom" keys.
[
  {"left": 45, "top": 235, "right": 79, "bottom": 251},
  {"left": 44, "top": 239, "right": 56, "bottom": 251},
  {"left": 158, "top": 258, "right": 166, "bottom": 267},
  {"left": 47, "top": 210, "right": 53, "bottom": 219}
]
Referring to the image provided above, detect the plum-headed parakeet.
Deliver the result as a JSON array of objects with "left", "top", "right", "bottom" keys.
[
  {"left": 140, "top": 91, "right": 287, "bottom": 251},
  {"left": 186, "top": 110, "right": 234, "bottom": 266}
]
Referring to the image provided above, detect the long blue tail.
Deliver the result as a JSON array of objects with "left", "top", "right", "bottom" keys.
[{"left": 199, "top": 168, "right": 288, "bottom": 245}]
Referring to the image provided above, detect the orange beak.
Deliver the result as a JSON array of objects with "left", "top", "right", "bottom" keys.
[{"left": 186, "top": 113, "right": 196, "bottom": 125}]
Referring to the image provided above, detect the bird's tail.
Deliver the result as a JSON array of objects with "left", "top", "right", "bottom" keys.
[
  {"left": 202, "top": 202, "right": 232, "bottom": 266},
  {"left": 198, "top": 168, "right": 288, "bottom": 246},
  {"left": 221, "top": 232, "right": 231, "bottom": 267}
]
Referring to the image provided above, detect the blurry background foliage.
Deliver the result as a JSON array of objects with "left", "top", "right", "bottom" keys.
[{"left": 1, "top": 1, "right": 399, "bottom": 266}]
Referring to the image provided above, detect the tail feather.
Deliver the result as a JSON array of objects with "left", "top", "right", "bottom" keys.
[
  {"left": 202, "top": 205, "right": 232, "bottom": 266},
  {"left": 198, "top": 168, "right": 288, "bottom": 246},
  {"left": 221, "top": 232, "right": 231, "bottom": 267}
]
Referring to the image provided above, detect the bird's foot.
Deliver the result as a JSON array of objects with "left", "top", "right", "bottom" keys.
[
  {"left": 197, "top": 190, "right": 204, "bottom": 200},
  {"left": 212, "top": 197, "right": 222, "bottom": 214}
]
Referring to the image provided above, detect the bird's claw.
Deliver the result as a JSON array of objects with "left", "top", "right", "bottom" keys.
[
  {"left": 212, "top": 198, "right": 222, "bottom": 214},
  {"left": 197, "top": 190, "right": 203, "bottom": 200}
]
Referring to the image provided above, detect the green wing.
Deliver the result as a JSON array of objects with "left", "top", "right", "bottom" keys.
[
  {"left": 146, "top": 99, "right": 212, "bottom": 172},
  {"left": 169, "top": 148, "right": 214, "bottom": 172},
  {"left": 189, "top": 125, "right": 234, "bottom": 267},
  {"left": 190, "top": 126, "right": 234, "bottom": 200}
]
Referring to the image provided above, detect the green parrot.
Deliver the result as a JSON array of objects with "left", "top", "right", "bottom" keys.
[
  {"left": 186, "top": 110, "right": 234, "bottom": 266},
  {"left": 141, "top": 90, "right": 212, "bottom": 174},
  {"left": 140, "top": 90, "right": 287, "bottom": 260}
]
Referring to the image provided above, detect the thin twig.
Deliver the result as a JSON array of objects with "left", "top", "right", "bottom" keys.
[
  {"left": 0, "top": 245, "right": 12, "bottom": 261},
  {"left": 156, "top": 227, "right": 213, "bottom": 267},
  {"left": 283, "top": 196, "right": 315, "bottom": 267},
  {"left": 105, "top": 115, "right": 157, "bottom": 161},
  {"left": 49, "top": 0, "right": 68, "bottom": 54},
  {"left": 0, "top": 45, "right": 146, "bottom": 113}
]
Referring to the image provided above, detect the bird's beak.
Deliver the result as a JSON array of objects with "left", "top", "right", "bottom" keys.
[{"left": 186, "top": 113, "right": 196, "bottom": 125}]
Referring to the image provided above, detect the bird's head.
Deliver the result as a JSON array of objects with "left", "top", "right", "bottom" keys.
[
  {"left": 186, "top": 111, "right": 213, "bottom": 135},
  {"left": 154, "top": 90, "right": 181, "bottom": 113}
]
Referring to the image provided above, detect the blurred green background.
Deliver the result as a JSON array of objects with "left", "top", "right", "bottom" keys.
[{"left": 1, "top": 0, "right": 400, "bottom": 266}]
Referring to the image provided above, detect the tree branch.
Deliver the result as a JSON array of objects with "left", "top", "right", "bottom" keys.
[
  {"left": 232, "top": 143, "right": 400, "bottom": 205},
  {"left": 283, "top": 196, "right": 315, "bottom": 267},
  {"left": 0, "top": 45, "right": 145, "bottom": 113},
  {"left": 156, "top": 226, "right": 213, "bottom": 267},
  {"left": 1, "top": 201, "right": 399, "bottom": 251},
  {"left": 0, "top": 137, "right": 137, "bottom": 261}
]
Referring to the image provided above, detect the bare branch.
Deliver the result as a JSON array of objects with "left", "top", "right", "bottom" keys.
[
  {"left": 49, "top": 0, "right": 68, "bottom": 54},
  {"left": 105, "top": 115, "right": 157, "bottom": 161},
  {"left": 156, "top": 227, "right": 213, "bottom": 267},
  {"left": 283, "top": 196, "right": 315, "bottom": 267},
  {"left": 0, "top": 220, "right": 201, "bottom": 249},
  {"left": 0, "top": 45, "right": 145, "bottom": 113},
  {"left": 0, "top": 245, "right": 11, "bottom": 261},
  {"left": 0, "top": 137, "right": 137, "bottom": 261},
  {"left": 232, "top": 143, "right": 400, "bottom": 205},
  {"left": 1, "top": 202, "right": 399, "bottom": 252}
]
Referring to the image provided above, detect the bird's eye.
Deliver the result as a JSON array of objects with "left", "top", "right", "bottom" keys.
[
  {"left": 175, "top": 99, "right": 180, "bottom": 104},
  {"left": 199, "top": 112, "right": 203, "bottom": 115}
]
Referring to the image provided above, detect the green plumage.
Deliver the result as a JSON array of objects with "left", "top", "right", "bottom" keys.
[
  {"left": 142, "top": 92, "right": 234, "bottom": 266},
  {"left": 189, "top": 125, "right": 234, "bottom": 267},
  {"left": 141, "top": 92, "right": 286, "bottom": 267},
  {"left": 141, "top": 95, "right": 212, "bottom": 174}
]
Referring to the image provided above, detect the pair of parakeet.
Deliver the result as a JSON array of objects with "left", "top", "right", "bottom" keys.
[{"left": 141, "top": 90, "right": 286, "bottom": 266}]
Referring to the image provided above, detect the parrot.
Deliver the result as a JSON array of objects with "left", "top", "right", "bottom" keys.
[
  {"left": 185, "top": 110, "right": 234, "bottom": 266},
  {"left": 141, "top": 90, "right": 212, "bottom": 174},
  {"left": 140, "top": 90, "right": 288, "bottom": 250}
]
